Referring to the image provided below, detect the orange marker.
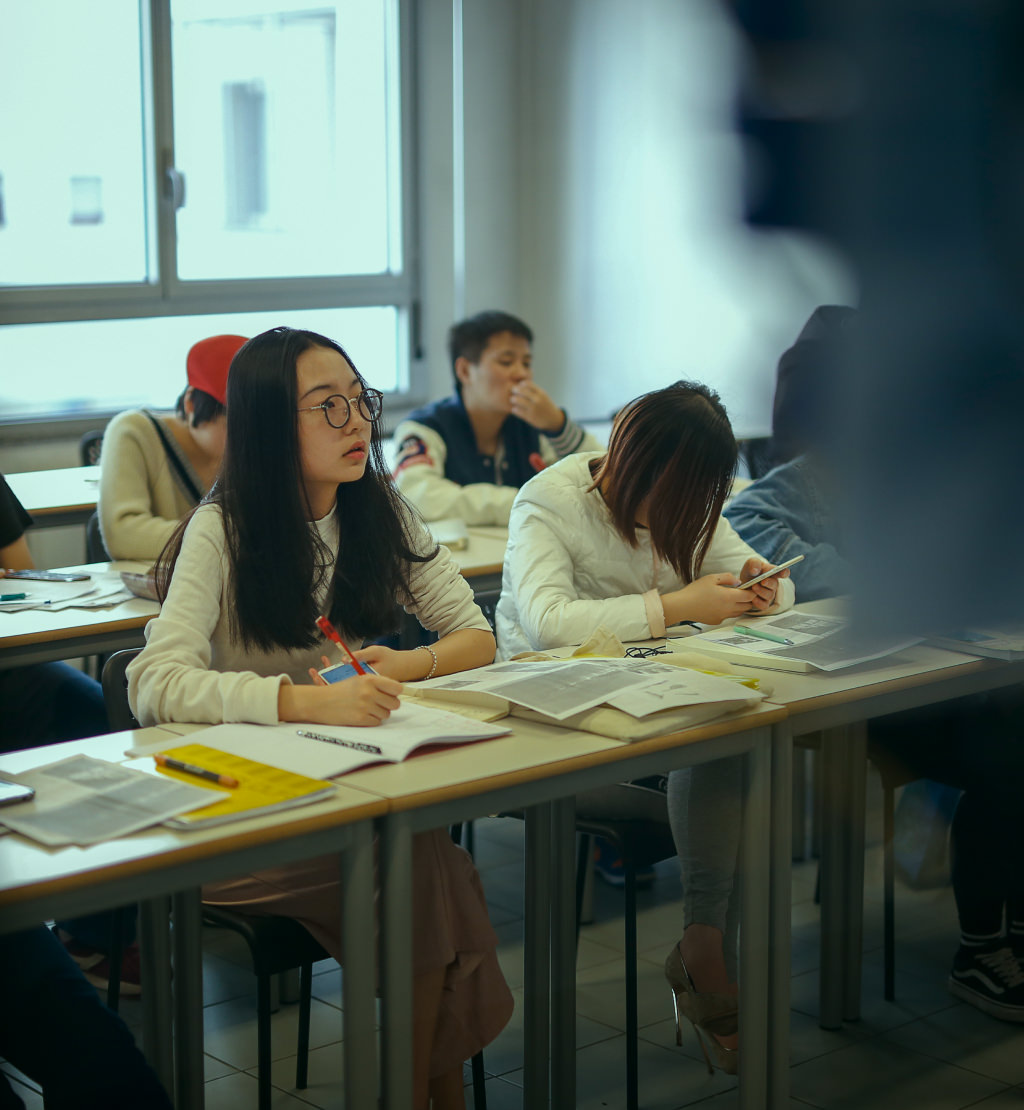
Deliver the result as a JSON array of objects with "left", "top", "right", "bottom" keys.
[{"left": 154, "top": 754, "right": 239, "bottom": 789}]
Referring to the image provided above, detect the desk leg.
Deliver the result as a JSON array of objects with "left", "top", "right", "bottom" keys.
[
  {"left": 842, "top": 722, "right": 868, "bottom": 1023},
  {"left": 524, "top": 803, "right": 552, "bottom": 1107},
  {"left": 139, "top": 895, "right": 174, "bottom": 1097},
  {"left": 380, "top": 812, "right": 414, "bottom": 1110},
  {"left": 341, "top": 822, "right": 378, "bottom": 1110},
  {"left": 739, "top": 727, "right": 770, "bottom": 1110},
  {"left": 767, "top": 720, "right": 793, "bottom": 1109},
  {"left": 550, "top": 797, "right": 576, "bottom": 1109},
  {"left": 172, "top": 888, "right": 205, "bottom": 1110},
  {"left": 818, "top": 726, "right": 847, "bottom": 1029}
]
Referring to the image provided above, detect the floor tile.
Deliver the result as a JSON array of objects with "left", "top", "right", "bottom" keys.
[
  {"left": 882, "top": 1003, "right": 1024, "bottom": 1085},
  {"left": 480, "top": 985, "right": 618, "bottom": 1077},
  {"left": 203, "top": 1068, "right": 321, "bottom": 1109},
  {"left": 789, "top": 1037, "right": 1006, "bottom": 1110},
  {"left": 202, "top": 994, "right": 343, "bottom": 1071}
]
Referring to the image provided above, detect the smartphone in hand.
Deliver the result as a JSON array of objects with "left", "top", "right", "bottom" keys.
[{"left": 736, "top": 554, "right": 804, "bottom": 589}]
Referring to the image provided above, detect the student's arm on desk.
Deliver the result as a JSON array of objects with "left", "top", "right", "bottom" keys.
[{"left": 392, "top": 420, "right": 516, "bottom": 526}]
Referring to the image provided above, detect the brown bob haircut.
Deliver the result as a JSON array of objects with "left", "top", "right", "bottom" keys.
[{"left": 590, "top": 381, "right": 737, "bottom": 582}]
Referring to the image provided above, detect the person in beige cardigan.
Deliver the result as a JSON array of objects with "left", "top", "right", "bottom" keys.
[{"left": 97, "top": 334, "right": 247, "bottom": 560}]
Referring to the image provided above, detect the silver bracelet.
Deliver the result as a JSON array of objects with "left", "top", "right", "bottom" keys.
[{"left": 418, "top": 644, "right": 438, "bottom": 680}]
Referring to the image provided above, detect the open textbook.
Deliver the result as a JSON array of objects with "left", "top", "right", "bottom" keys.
[
  {"left": 408, "top": 656, "right": 763, "bottom": 724},
  {"left": 686, "top": 613, "right": 920, "bottom": 673}
]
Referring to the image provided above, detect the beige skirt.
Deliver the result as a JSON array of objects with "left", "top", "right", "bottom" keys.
[{"left": 203, "top": 827, "right": 513, "bottom": 1076}]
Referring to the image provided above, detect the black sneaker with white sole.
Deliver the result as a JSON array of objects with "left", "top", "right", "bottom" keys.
[{"left": 948, "top": 944, "right": 1024, "bottom": 1022}]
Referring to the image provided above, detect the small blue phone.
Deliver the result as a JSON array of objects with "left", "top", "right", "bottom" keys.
[{"left": 318, "top": 661, "right": 377, "bottom": 684}]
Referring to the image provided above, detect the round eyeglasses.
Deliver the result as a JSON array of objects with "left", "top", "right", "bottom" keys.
[{"left": 297, "top": 389, "right": 384, "bottom": 429}]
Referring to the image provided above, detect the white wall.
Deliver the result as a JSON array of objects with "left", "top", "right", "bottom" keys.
[{"left": 513, "top": 0, "right": 854, "bottom": 435}]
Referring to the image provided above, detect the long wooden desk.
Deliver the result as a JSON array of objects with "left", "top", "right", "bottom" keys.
[
  {"left": 1, "top": 691, "right": 784, "bottom": 1110},
  {"left": 667, "top": 607, "right": 1024, "bottom": 1109},
  {"left": 0, "top": 561, "right": 158, "bottom": 668},
  {"left": 0, "top": 730, "right": 387, "bottom": 1110},
  {"left": 6, "top": 466, "right": 100, "bottom": 528},
  {"left": 343, "top": 701, "right": 785, "bottom": 1110}
]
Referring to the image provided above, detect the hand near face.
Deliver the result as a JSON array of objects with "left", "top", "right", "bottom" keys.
[{"left": 509, "top": 381, "right": 565, "bottom": 435}]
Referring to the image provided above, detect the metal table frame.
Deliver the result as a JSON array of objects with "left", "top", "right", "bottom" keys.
[{"left": 377, "top": 714, "right": 779, "bottom": 1110}]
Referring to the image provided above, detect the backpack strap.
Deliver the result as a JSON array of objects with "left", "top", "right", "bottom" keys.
[{"left": 145, "top": 413, "right": 203, "bottom": 504}]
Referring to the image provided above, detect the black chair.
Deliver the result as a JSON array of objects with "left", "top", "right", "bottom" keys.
[
  {"left": 85, "top": 510, "right": 110, "bottom": 563},
  {"left": 79, "top": 429, "right": 104, "bottom": 467}
]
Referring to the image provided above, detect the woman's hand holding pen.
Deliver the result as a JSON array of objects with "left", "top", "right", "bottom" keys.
[
  {"left": 311, "top": 645, "right": 428, "bottom": 683},
  {"left": 284, "top": 668, "right": 403, "bottom": 727},
  {"left": 662, "top": 573, "right": 755, "bottom": 627},
  {"left": 738, "top": 557, "right": 790, "bottom": 612}
]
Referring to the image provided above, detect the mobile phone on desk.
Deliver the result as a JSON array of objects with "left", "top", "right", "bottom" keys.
[
  {"left": 0, "top": 778, "right": 35, "bottom": 807},
  {"left": 2, "top": 569, "right": 90, "bottom": 583},
  {"left": 736, "top": 554, "right": 803, "bottom": 589},
  {"left": 318, "top": 661, "right": 377, "bottom": 684}
]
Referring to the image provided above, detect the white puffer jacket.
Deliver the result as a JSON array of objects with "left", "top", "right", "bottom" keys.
[{"left": 495, "top": 453, "right": 795, "bottom": 659}]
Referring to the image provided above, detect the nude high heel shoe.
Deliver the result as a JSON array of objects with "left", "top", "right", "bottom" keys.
[{"left": 664, "top": 944, "right": 739, "bottom": 1076}]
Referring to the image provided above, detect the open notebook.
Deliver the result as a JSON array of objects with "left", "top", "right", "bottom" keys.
[{"left": 135, "top": 701, "right": 512, "bottom": 781}]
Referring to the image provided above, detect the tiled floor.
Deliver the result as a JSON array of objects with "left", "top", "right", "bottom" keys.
[{"left": 7, "top": 790, "right": 1024, "bottom": 1109}]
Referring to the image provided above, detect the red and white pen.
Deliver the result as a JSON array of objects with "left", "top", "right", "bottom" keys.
[{"left": 315, "top": 615, "right": 367, "bottom": 675}]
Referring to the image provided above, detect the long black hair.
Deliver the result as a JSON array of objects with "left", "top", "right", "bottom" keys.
[
  {"left": 157, "top": 326, "right": 432, "bottom": 650},
  {"left": 590, "top": 381, "right": 737, "bottom": 582}
]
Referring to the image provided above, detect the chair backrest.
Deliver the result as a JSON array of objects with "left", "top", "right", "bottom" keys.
[
  {"left": 101, "top": 649, "right": 142, "bottom": 731},
  {"left": 79, "top": 429, "right": 103, "bottom": 467},
  {"left": 85, "top": 510, "right": 111, "bottom": 562},
  {"left": 474, "top": 587, "right": 500, "bottom": 633}
]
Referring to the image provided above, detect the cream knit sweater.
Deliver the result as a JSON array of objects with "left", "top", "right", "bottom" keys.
[{"left": 98, "top": 409, "right": 206, "bottom": 561}]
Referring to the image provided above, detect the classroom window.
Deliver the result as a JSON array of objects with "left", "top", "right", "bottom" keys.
[{"left": 0, "top": 0, "right": 415, "bottom": 424}]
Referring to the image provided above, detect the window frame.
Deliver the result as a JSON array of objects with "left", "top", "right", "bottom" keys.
[{"left": 0, "top": 0, "right": 421, "bottom": 428}]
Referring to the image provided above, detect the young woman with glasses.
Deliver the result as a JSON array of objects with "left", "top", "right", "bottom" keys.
[
  {"left": 496, "top": 380, "right": 795, "bottom": 1075},
  {"left": 128, "top": 326, "right": 512, "bottom": 1109}
]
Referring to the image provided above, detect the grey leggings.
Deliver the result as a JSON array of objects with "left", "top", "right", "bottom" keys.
[{"left": 668, "top": 756, "right": 744, "bottom": 981}]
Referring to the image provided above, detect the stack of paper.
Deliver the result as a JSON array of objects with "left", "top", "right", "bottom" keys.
[
  {"left": 0, "top": 572, "right": 134, "bottom": 612},
  {"left": 689, "top": 613, "right": 920, "bottom": 672},
  {"left": 0, "top": 755, "right": 219, "bottom": 846}
]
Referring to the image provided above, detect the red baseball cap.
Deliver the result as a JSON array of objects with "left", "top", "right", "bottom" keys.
[{"left": 186, "top": 334, "right": 248, "bottom": 405}]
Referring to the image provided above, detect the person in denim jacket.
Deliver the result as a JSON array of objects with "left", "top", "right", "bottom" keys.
[
  {"left": 723, "top": 455, "right": 851, "bottom": 602},
  {"left": 726, "top": 451, "right": 1024, "bottom": 1023}
]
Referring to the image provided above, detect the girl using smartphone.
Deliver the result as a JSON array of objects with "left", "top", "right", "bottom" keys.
[
  {"left": 496, "top": 380, "right": 794, "bottom": 1074},
  {"left": 129, "top": 326, "right": 512, "bottom": 1109}
]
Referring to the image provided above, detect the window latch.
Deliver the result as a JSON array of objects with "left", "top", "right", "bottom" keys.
[{"left": 164, "top": 165, "right": 186, "bottom": 211}]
